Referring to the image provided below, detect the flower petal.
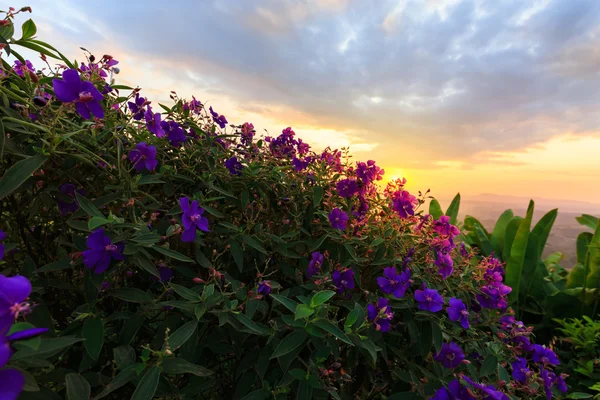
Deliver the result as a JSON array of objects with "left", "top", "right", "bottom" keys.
[
  {"left": 0, "top": 368, "right": 24, "bottom": 400},
  {"left": 87, "top": 100, "right": 105, "bottom": 119},
  {"left": 52, "top": 78, "right": 78, "bottom": 102},
  {"left": 0, "top": 275, "right": 31, "bottom": 304},
  {"left": 75, "top": 102, "right": 91, "bottom": 120},
  {"left": 7, "top": 327, "right": 48, "bottom": 341},
  {"left": 181, "top": 227, "right": 196, "bottom": 243}
]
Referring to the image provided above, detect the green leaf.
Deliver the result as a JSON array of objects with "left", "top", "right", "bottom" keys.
[
  {"left": 88, "top": 216, "right": 111, "bottom": 230},
  {"left": 271, "top": 330, "right": 308, "bottom": 359},
  {"left": 113, "top": 345, "right": 136, "bottom": 370},
  {"left": 229, "top": 239, "right": 244, "bottom": 272},
  {"left": 431, "top": 321, "right": 442, "bottom": 354},
  {"left": 445, "top": 193, "right": 461, "bottom": 225},
  {"left": 490, "top": 209, "right": 514, "bottom": 259},
  {"left": 234, "top": 313, "right": 266, "bottom": 335},
  {"left": 130, "top": 233, "right": 161, "bottom": 245},
  {"left": 8, "top": 322, "right": 41, "bottom": 350},
  {"left": 429, "top": 198, "right": 443, "bottom": 220},
  {"left": 11, "top": 337, "right": 82, "bottom": 360},
  {"left": 75, "top": 192, "right": 104, "bottom": 218},
  {"left": 241, "top": 389, "right": 271, "bottom": 400},
  {"left": 0, "top": 154, "right": 47, "bottom": 199},
  {"left": 297, "top": 380, "right": 313, "bottom": 400},
  {"left": 132, "top": 255, "right": 160, "bottom": 279},
  {"left": 152, "top": 245, "right": 193, "bottom": 262},
  {"left": 196, "top": 247, "right": 212, "bottom": 268},
  {"left": 161, "top": 358, "right": 213, "bottom": 376},
  {"left": 475, "top": 225, "right": 494, "bottom": 256},
  {"left": 503, "top": 216, "right": 523, "bottom": 262},
  {"left": 65, "top": 374, "right": 91, "bottom": 400},
  {"left": 506, "top": 201, "right": 534, "bottom": 304},
  {"left": 242, "top": 235, "right": 268, "bottom": 254},
  {"left": 271, "top": 294, "right": 298, "bottom": 313},
  {"left": 37, "top": 258, "right": 71, "bottom": 273},
  {"left": 576, "top": 214, "right": 598, "bottom": 230},
  {"left": 577, "top": 232, "right": 593, "bottom": 266},
  {"left": 480, "top": 355, "right": 498, "bottom": 377},
  {"left": 82, "top": 317, "right": 104, "bottom": 360},
  {"left": 294, "top": 304, "right": 314, "bottom": 320},
  {"left": 20, "top": 19, "right": 37, "bottom": 40},
  {"left": 16, "top": 367, "right": 38, "bottom": 392},
  {"left": 167, "top": 320, "right": 197, "bottom": 351},
  {"left": 169, "top": 283, "right": 200, "bottom": 301},
  {"left": 92, "top": 364, "right": 140, "bottom": 400},
  {"left": 419, "top": 322, "right": 432, "bottom": 357},
  {"left": 195, "top": 303, "right": 207, "bottom": 320},
  {"left": 109, "top": 288, "right": 152, "bottom": 304},
  {"left": 310, "top": 290, "right": 335, "bottom": 308},
  {"left": 567, "top": 393, "right": 593, "bottom": 399},
  {"left": 0, "top": 20, "right": 15, "bottom": 40},
  {"left": 313, "top": 186, "right": 324, "bottom": 206},
  {"left": 313, "top": 319, "right": 353, "bottom": 345},
  {"left": 130, "top": 366, "right": 160, "bottom": 400}
]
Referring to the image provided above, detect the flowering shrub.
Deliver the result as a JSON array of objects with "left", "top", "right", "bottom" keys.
[{"left": 0, "top": 8, "right": 569, "bottom": 400}]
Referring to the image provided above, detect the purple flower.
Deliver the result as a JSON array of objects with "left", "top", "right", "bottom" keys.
[
  {"left": 511, "top": 357, "right": 530, "bottom": 384},
  {"left": 463, "top": 377, "right": 509, "bottom": 400},
  {"left": 82, "top": 228, "right": 125, "bottom": 274},
  {"left": 435, "top": 252, "right": 454, "bottom": 279},
  {"left": 240, "top": 122, "right": 255, "bottom": 145},
  {"left": 336, "top": 179, "right": 359, "bottom": 199},
  {"left": 161, "top": 120, "right": 187, "bottom": 147},
  {"left": 329, "top": 208, "right": 348, "bottom": 230},
  {"left": 145, "top": 107, "right": 165, "bottom": 138},
  {"left": 555, "top": 374, "right": 568, "bottom": 393},
  {"left": 0, "top": 275, "right": 33, "bottom": 330},
  {"left": 127, "top": 93, "right": 146, "bottom": 120},
  {"left": 434, "top": 216, "right": 460, "bottom": 238},
  {"left": 0, "top": 230, "right": 5, "bottom": 261},
  {"left": 356, "top": 160, "right": 384, "bottom": 186},
  {"left": 0, "top": 369, "right": 24, "bottom": 400},
  {"left": 185, "top": 96, "right": 203, "bottom": 114},
  {"left": 540, "top": 369, "right": 554, "bottom": 400},
  {"left": 292, "top": 157, "right": 310, "bottom": 172},
  {"left": 225, "top": 156, "right": 243, "bottom": 176},
  {"left": 297, "top": 139, "right": 310, "bottom": 154},
  {"left": 434, "top": 342, "right": 465, "bottom": 368},
  {"left": 376, "top": 267, "right": 410, "bottom": 298},
  {"left": 477, "top": 283, "right": 511, "bottom": 310},
  {"left": 391, "top": 190, "right": 416, "bottom": 219},
  {"left": 179, "top": 197, "right": 209, "bottom": 242},
  {"left": 209, "top": 106, "right": 228, "bottom": 129},
  {"left": 307, "top": 252, "right": 323, "bottom": 278},
  {"left": 531, "top": 344, "right": 560, "bottom": 366},
  {"left": 52, "top": 69, "right": 104, "bottom": 119},
  {"left": 431, "top": 380, "right": 475, "bottom": 400},
  {"left": 332, "top": 269, "right": 354, "bottom": 294},
  {"left": 152, "top": 265, "right": 173, "bottom": 283},
  {"left": 367, "top": 297, "right": 394, "bottom": 332},
  {"left": 129, "top": 142, "right": 158, "bottom": 172},
  {"left": 414, "top": 288, "right": 444, "bottom": 312},
  {"left": 447, "top": 297, "right": 470, "bottom": 329},
  {"left": 13, "top": 60, "right": 34, "bottom": 77},
  {"left": 257, "top": 281, "right": 271, "bottom": 296},
  {"left": 100, "top": 281, "right": 110, "bottom": 292}
]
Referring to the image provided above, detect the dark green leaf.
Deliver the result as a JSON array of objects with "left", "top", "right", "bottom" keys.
[
  {"left": 161, "top": 358, "right": 213, "bottom": 376},
  {"left": 65, "top": 374, "right": 91, "bottom": 400},
  {"left": 130, "top": 366, "right": 160, "bottom": 400},
  {"left": 234, "top": 313, "right": 266, "bottom": 335},
  {"left": 11, "top": 337, "right": 82, "bottom": 360},
  {"left": 297, "top": 380, "right": 313, "bottom": 400},
  {"left": 229, "top": 239, "right": 244, "bottom": 272},
  {"left": 20, "top": 19, "right": 37, "bottom": 40},
  {"left": 132, "top": 255, "right": 160, "bottom": 279},
  {"left": 152, "top": 245, "right": 193, "bottom": 262},
  {"left": 313, "top": 186, "right": 324, "bottom": 206},
  {"left": 445, "top": 193, "right": 461, "bottom": 225},
  {"left": 37, "top": 258, "right": 71, "bottom": 273},
  {"left": 313, "top": 319, "right": 353, "bottom": 345},
  {"left": 0, "top": 154, "right": 47, "bottom": 199},
  {"left": 242, "top": 235, "right": 268, "bottom": 254},
  {"left": 169, "top": 283, "right": 200, "bottom": 301},
  {"left": 167, "top": 321, "right": 197, "bottom": 351},
  {"left": 429, "top": 198, "right": 443, "bottom": 219},
  {"left": 92, "top": 364, "right": 140, "bottom": 400},
  {"left": 109, "top": 288, "right": 152, "bottom": 304},
  {"left": 271, "top": 294, "right": 298, "bottom": 313},
  {"left": 294, "top": 304, "right": 314, "bottom": 320},
  {"left": 75, "top": 192, "right": 104, "bottom": 218},
  {"left": 113, "top": 345, "right": 136, "bottom": 369},
  {"left": 82, "top": 317, "right": 104, "bottom": 360},
  {"left": 271, "top": 330, "right": 308, "bottom": 359},
  {"left": 480, "top": 355, "right": 498, "bottom": 378},
  {"left": 431, "top": 321, "right": 442, "bottom": 354}
]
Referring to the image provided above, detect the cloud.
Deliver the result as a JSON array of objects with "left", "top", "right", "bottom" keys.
[{"left": 23, "top": 0, "right": 600, "bottom": 167}]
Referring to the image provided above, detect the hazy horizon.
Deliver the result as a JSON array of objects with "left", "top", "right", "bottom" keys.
[{"left": 14, "top": 0, "right": 600, "bottom": 202}]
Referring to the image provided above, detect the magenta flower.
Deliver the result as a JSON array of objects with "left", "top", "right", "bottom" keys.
[
  {"left": 127, "top": 93, "right": 146, "bottom": 120},
  {"left": 435, "top": 252, "right": 454, "bottom": 279},
  {"left": 434, "top": 342, "right": 465, "bottom": 368},
  {"left": 129, "top": 142, "right": 158, "bottom": 172},
  {"left": 257, "top": 281, "right": 271, "bottom": 296},
  {"left": 376, "top": 267, "right": 410, "bottom": 298},
  {"left": 0, "top": 230, "right": 6, "bottom": 261},
  {"left": 414, "top": 288, "right": 444, "bottom": 312},
  {"left": 431, "top": 380, "right": 474, "bottom": 400},
  {"left": 209, "top": 106, "right": 228, "bottom": 129},
  {"left": 0, "top": 369, "right": 25, "bottom": 400},
  {"left": 332, "top": 269, "right": 354, "bottom": 294},
  {"left": 307, "top": 252, "right": 323, "bottom": 278},
  {"left": 0, "top": 275, "right": 33, "bottom": 330},
  {"left": 329, "top": 208, "right": 348, "bottom": 230},
  {"left": 477, "top": 283, "right": 511, "bottom": 310},
  {"left": 179, "top": 197, "right": 209, "bottom": 242},
  {"left": 511, "top": 357, "right": 530, "bottom": 384},
  {"left": 292, "top": 157, "right": 310, "bottom": 172},
  {"left": 52, "top": 69, "right": 104, "bottom": 120},
  {"left": 356, "top": 160, "right": 384, "bottom": 185},
  {"left": 391, "top": 190, "right": 416, "bottom": 219},
  {"left": 13, "top": 60, "right": 34, "bottom": 77},
  {"left": 161, "top": 120, "right": 187, "bottom": 147},
  {"left": 240, "top": 122, "right": 255, "bottom": 145},
  {"left": 145, "top": 107, "right": 165, "bottom": 138},
  {"left": 434, "top": 215, "right": 460, "bottom": 238},
  {"left": 57, "top": 183, "right": 83, "bottom": 215},
  {"left": 447, "top": 297, "right": 469, "bottom": 329},
  {"left": 336, "top": 179, "right": 359, "bottom": 199},
  {"left": 225, "top": 156, "right": 243, "bottom": 176},
  {"left": 463, "top": 377, "right": 509, "bottom": 400},
  {"left": 531, "top": 344, "right": 560, "bottom": 366},
  {"left": 184, "top": 96, "right": 203, "bottom": 114},
  {"left": 152, "top": 265, "right": 173, "bottom": 283},
  {"left": 82, "top": 228, "right": 125, "bottom": 274}
]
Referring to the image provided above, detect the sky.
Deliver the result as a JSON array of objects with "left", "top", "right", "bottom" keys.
[{"left": 11, "top": 0, "right": 600, "bottom": 203}]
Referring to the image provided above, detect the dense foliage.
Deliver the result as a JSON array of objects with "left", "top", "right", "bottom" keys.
[{"left": 0, "top": 7, "right": 573, "bottom": 400}]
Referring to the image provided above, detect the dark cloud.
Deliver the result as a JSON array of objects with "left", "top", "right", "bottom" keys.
[{"left": 28, "top": 0, "right": 600, "bottom": 166}]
